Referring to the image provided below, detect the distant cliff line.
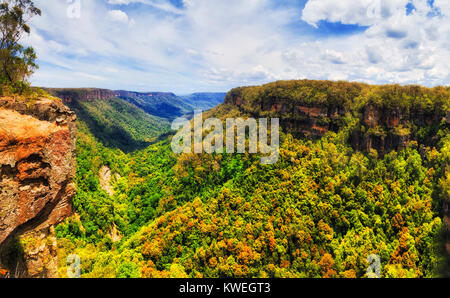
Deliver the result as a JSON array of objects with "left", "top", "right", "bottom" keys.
[
  {"left": 225, "top": 79, "right": 450, "bottom": 152},
  {"left": 44, "top": 88, "right": 116, "bottom": 103},
  {"left": 43, "top": 88, "right": 183, "bottom": 102},
  {"left": 43, "top": 88, "right": 225, "bottom": 104}
]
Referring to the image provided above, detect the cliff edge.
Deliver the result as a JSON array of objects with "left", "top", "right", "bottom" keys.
[
  {"left": 225, "top": 80, "right": 450, "bottom": 154},
  {"left": 44, "top": 88, "right": 115, "bottom": 103},
  {"left": 0, "top": 96, "right": 76, "bottom": 277}
]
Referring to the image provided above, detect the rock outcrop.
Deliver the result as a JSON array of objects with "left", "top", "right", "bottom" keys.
[
  {"left": 0, "top": 96, "right": 76, "bottom": 277},
  {"left": 99, "top": 165, "right": 114, "bottom": 197}
]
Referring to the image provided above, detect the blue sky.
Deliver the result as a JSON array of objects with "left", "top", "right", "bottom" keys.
[{"left": 25, "top": 0, "right": 450, "bottom": 93}]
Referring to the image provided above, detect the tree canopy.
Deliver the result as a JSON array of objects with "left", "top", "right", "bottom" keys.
[{"left": 0, "top": 0, "right": 40, "bottom": 93}]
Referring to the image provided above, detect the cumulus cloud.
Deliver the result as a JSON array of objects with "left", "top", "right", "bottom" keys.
[
  {"left": 107, "top": 10, "right": 129, "bottom": 23},
  {"left": 322, "top": 50, "right": 346, "bottom": 65},
  {"left": 23, "top": 0, "right": 450, "bottom": 92},
  {"left": 300, "top": 0, "right": 450, "bottom": 86}
]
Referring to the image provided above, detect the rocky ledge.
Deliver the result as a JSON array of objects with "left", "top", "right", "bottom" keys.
[{"left": 0, "top": 97, "right": 76, "bottom": 277}]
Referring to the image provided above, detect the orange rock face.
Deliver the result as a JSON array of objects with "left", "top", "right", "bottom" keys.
[
  {"left": 363, "top": 106, "right": 381, "bottom": 127},
  {"left": 0, "top": 97, "right": 76, "bottom": 277}
]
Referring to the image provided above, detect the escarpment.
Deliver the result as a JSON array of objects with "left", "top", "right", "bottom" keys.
[
  {"left": 44, "top": 88, "right": 116, "bottom": 103},
  {"left": 0, "top": 97, "right": 76, "bottom": 277},
  {"left": 225, "top": 80, "right": 450, "bottom": 154},
  {"left": 115, "top": 90, "right": 177, "bottom": 98}
]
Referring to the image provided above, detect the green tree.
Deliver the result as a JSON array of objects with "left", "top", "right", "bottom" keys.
[{"left": 0, "top": 0, "right": 40, "bottom": 88}]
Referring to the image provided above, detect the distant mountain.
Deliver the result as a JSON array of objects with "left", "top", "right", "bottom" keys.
[
  {"left": 115, "top": 91, "right": 193, "bottom": 120},
  {"left": 115, "top": 91, "right": 226, "bottom": 120},
  {"left": 179, "top": 92, "right": 227, "bottom": 111}
]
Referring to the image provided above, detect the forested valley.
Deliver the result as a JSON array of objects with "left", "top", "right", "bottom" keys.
[{"left": 53, "top": 80, "right": 450, "bottom": 278}]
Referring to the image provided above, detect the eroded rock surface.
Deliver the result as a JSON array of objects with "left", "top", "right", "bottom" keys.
[
  {"left": 0, "top": 97, "right": 76, "bottom": 277},
  {"left": 99, "top": 165, "right": 114, "bottom": 196}
]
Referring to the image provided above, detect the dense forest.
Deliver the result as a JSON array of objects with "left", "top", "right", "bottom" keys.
[
  {"left": 0, "top": 0, "right": 446, "bottom": 280},
  {"left": 53, "top": 80, "right": 449, "bottom": 278}
]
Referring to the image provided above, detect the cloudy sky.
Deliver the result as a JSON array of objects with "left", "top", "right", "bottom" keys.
[{"left": 24, "top": 0, "right": 450, "bottom": 93}]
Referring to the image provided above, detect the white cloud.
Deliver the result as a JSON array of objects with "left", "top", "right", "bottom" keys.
[
  {"left": 302, "top": 0, "right": 414, "bottom": 27},
  {"left": 322, "top": 50, "right": 346, "bottom": 65},
  {"left": 107, "top": 0, "right": 183, "bottom": 14},
  {"left": 23, "top": 0, "right": 450, "bottom": 92},
  {"left": 107, "top": 10, "right": 129, "bottom": 23},
  {"left": 434, "top": 0, "right": 450, "bottom": 16},
  {"left": 300, "top": 0, "right": 450, "bottom": 86}
]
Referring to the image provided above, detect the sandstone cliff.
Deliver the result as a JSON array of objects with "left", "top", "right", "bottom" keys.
[
  {"left": 0, "top": 96, "right": 76, "bottom": 277},
  {"left": 225, "top": 81, "right": 450, "bottom": 154},
  {"left": 45, "top": 88, "right": 115, "bottom": 103}
]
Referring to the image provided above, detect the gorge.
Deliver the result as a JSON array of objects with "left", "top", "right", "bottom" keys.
[{"left": 0, "top": 80, "right": 448, "bottom": 278}]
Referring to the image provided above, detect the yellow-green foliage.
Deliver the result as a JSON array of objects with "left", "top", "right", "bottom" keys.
[
  {"left": 0, "top": 84, "right": 52, "bottom": 102},
  {"left": 226, "top": 80, "right": 449, "bottom": 115},
  {"left": 55, "top": 80, "right": 450, "bottom": 278}
]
